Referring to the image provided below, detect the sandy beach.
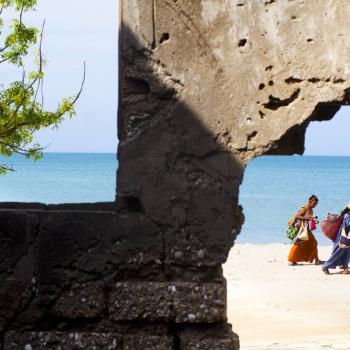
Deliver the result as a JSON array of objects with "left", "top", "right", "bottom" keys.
[{"left": 225, "top": 244, "right": 350, "bottom": 350}]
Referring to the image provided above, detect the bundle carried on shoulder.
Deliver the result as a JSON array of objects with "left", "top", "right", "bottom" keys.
[
  {"left": 287, "top": 215, "right": 300, "bottom": 240},
  {"left": 321, "top": 213, "right": 343, "bottom": 241}
]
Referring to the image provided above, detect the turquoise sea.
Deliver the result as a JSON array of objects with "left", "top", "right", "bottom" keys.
[
  {"left": 238, "top": 156, "right": 350, "bottom": 245},
  {"left": 1, "top": 153, "right": 349, "bottom": 245},
  {"left": 0, "top": 153, "right": 117, "bottom": 204}
]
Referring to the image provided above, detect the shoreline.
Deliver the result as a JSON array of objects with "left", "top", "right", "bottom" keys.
[{"left": 234, "top": 241, "right": 333, "bottom": 246}]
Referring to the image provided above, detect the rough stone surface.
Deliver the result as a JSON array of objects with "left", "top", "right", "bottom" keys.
[
  {"left": 50, "top": 282, "right": 106, "bottom": 319},
  {"left": 109, "top": 281, "right": 172, "bottom": 322},
  {"left": 4, "top": 331, "right": 176, "bottom": 350},
  {"left": 179, "top": 325, "right": 240, "bottom": 350},
  {"left": 3, "top": 1, "right": 349, "bottom": 348},
  {"left": 4, "top": 328, "right": 239, "bottom": 350},
  {"left": 122, "top": 0, "right": 350, "bottom": 161},
  {"left": 172, "top": 282, "right": 226, "bottom": 323},
  {"left": 4, "top": 332, "right": 122, "bottom": 350},
  {"left": 109, "top": 281, "right": 226, "bottom": 323},
  {"left": 122, "top": 334, "right": 174, "bottom": 350}
]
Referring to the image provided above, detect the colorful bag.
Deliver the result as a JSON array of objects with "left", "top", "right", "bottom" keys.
[
  {"left": 287, "top": 214, "right": 299, "bottom": 240},
  {"left": 321, "top": 213, "right": 343, "bottom": 241},
  {"left": 287, "top": 207, "right": 307, "bottom": 240},
  {"left": 287, "top": 205, "right": 310, "bottom": 241},
  {"left": 309, "top": 219, "right": 317, "bottom": 231},
  {"left": 287, "top": 225, "right": 298, "bottom": 240}
]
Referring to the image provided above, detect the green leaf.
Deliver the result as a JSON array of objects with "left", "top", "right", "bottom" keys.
[{"left": 0, "top": 0, "right": 83, "bottom": 174}]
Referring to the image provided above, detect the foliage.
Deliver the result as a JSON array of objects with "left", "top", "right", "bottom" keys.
[{"left": 0, "top": 0, "right": 84, "bottom": 174}]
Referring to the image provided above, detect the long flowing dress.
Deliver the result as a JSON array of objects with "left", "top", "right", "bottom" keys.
[
  {"left": 323, "top": 213, "right": 350, "bottom": 270},
  {"left": 288, "top": 205, "right": 318, "bottom": 263}
]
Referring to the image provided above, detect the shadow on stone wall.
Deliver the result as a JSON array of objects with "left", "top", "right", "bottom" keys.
[
  {"left": 0, "top": 25, "right": 244, "bottom": 350},
  {"left": 117, "top": 24, "right": 244, "bottom": 276}
]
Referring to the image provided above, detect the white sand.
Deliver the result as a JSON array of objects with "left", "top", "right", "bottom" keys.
[{"left": 224, "top": 244, "right": 350, "bottom": 350}]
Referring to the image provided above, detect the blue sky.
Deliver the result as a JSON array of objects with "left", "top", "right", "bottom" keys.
[
  {"left": 305, "top": 106, "right": 350, "bottom": 156},
  {"left": 1, "top": 0, "right": 119, "bottom": 153},
  {"left": 1, "top": 1, "right": 348, "bottom": 155},
  {"left": 34, "top": 0, "right": 119, "bottom": 153}
]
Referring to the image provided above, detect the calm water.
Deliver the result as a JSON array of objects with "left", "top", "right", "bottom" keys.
[
  {"left": 238, "top": 156, "right": 350, "bottom": 245},
  {"left": 0, "top": 153, "right": 117, "bottom": 203},
  {"left": 1, "top": 153, "right": 349, "bottom": 245}
]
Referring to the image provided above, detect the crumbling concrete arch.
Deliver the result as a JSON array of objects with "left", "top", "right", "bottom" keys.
[{"left": 2, "top": 1, "right": 350, "bottom": 349}]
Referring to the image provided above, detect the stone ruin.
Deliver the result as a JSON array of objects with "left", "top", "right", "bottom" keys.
[{"left": 2, "top": 1, "right": 350, "bottom": 349}]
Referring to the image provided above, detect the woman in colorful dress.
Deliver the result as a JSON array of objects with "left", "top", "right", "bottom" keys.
[
  {"left": 288, "top": 195, "right": 323, "bottom": 265},
  {"left": 322, "top": 204, "right": 350, "bottom": 275}
]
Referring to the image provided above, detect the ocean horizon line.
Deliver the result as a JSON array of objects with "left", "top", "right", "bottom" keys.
[
  {"left": 41, "top": 151, "right": 117, "bottom": 155},
  {"left": 2, "top": 151, "right": 348, "bottom": 157},
  {"left": 258, "top": 154, "right": 350, "bottom": 158},
  {"left": 34, "top": 152, "right": 350, "bottom": 158}
]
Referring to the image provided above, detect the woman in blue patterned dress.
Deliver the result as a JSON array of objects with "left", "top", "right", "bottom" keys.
[{"left": 322, "top": 205, "right": 350, "bottom": 275}]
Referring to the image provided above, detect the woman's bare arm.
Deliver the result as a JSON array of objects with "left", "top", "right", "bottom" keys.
[{"left": 295, "top": 206, "right": 312, "bottom": 221}]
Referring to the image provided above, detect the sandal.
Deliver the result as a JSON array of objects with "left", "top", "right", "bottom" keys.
[
  {"left": 342, "top": 269, "right": 350, "bottom": 275},
  {"left": 315, "top": 260, "right": 324, "bottom": 265},
  {"left": 289, "top": 262, "right": 297, "bottom": 266},
  {"left": 322, "top": 268, "right": 330, "bottom": 275}
]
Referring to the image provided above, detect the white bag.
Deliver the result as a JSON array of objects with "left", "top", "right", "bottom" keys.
[{"left": 297, "top": 221, "right": 309, "bottom": 241}]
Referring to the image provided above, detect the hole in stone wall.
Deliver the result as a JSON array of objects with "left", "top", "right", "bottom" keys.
[
  {"left": 0, "top": 0, "right": 118, "bottom": 204},
  {"left": 159, "top": 32, "right": 170, "bottom": 44},
  {"left": 285, "top": 76, "right": 303, "bottom": 84},
  {"left": 238, "top": 38, "right": 247, "bottom": 47},
  {"left": 308, "top": 77, "right": 321, "bottom": 83},
  {"left": 263, "top": 89, "right": 300, "bottom": 110},
  {"left": 225, "top": 105, "right": 350, "bottom": 348},
  {"left": 247, "top": 131, "right": 257, "bottom": 141}
]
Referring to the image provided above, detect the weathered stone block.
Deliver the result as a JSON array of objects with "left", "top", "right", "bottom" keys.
[
  {"left": 123, "top": 334, "right": 174, "bottom": 350},
  {"left": 164, "top": 224, "right": 234, "bottom": 268},
  {"left": 179, "top": 326, "right": 240, "bottom": 350},
  {"left": 0, "top": 277, "right": 34, "bottom": 333},
  {"left": 50, "top": 282, "right": 105, "bottom": 319},
  {"left": 109, "top": 282, "right": 172, "bottom": 321},
  {"left": 0, "top": 210, "right": 38, "bottom": 279},
  {"left": 33, "top": 211, "right": 164, "bottom": 302},
  {"left": 181, "top": 336, "right": 238, "bottom": 350},
  {"left": 107, "top": 213, "right": 164, "bottom": 278},
  {"left": 172, "top": 282, "right": 226, "bottom": 323},
  {"left": 109, "top": 281, "right": 226, "bottom": 323},
  {"left": 35, "top": 211, "right": 117, "bottom": 288},
  {"left": 4, "top": 331, "right": 122, "bottom": 350}
]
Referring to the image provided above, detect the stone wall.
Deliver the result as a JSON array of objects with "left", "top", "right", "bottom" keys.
[
  {"left": 2, "top": 1, "right": 350, "bottom": 349},
  {"left": 0, "top": 206, "right": 237, "bottom": 349}
]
